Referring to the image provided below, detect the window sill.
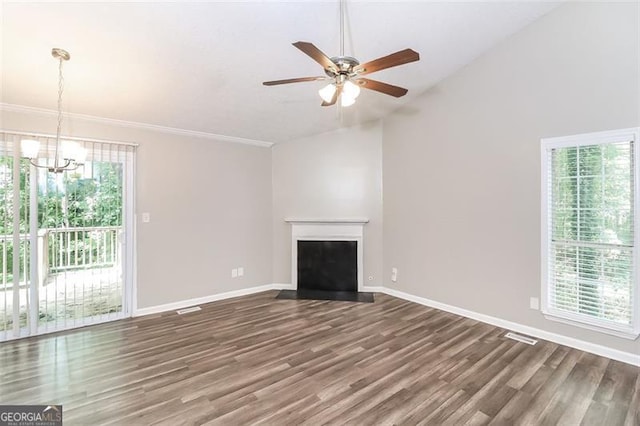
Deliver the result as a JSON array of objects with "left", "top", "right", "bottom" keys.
[{"left": 542, "top": 311, "right": 639, "bottom": 340}]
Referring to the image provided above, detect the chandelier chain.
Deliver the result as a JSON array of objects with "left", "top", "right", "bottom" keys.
[{"left": 54, "top": 55, "right": 65, "bottom": 167}]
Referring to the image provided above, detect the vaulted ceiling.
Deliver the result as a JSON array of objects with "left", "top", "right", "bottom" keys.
[{"left": 2, "top": 1, "right": 559, "bottom": 143}]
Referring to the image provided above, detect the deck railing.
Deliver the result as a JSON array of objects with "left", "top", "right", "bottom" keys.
[
  {"left": 0, "top": 226, "right": 122, "bottom": 288},
  {"left": 0, "top": 234, "right": 29, "bottom": 290}
]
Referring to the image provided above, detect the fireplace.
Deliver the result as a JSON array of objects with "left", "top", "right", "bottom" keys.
[
  {"left": 285, "top": 218, "right": 368, "bottom": 292},
  {"left": 297, "top": 240, "right": 358, "bottom": 292}
]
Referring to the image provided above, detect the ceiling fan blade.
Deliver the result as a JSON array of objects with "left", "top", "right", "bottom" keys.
[
  {"left": 263, "top": 76, "right": 326, "bottom": 86},
  {"left": 293, "top": 41, "right": 338, "bottom": 72},
  {"left": 357, "top": 78, "right": 408, "bottom": 98},
  {"left": 354, "top": 48, "right": 420, "bottom": 76},
  {"left": 321, "top": 85, "right": 342, "bottom": 107}
]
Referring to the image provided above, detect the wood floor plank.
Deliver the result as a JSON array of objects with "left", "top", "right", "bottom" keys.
[
  {"left": 624, "top": 372, "right": 640, "bottom": 426},
  {"left": 0, "top": 291, "right": 638, "bottom": 425}
]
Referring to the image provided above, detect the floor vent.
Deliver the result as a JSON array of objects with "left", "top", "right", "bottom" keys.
[
  {"left": 505, "top": 332, "right": 538, "bottom": 345},
  {"left": 176, "top": 306, "right": 202, "bottom": 315}
]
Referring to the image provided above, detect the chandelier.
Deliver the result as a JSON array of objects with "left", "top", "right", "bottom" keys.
[{"left": 21, "top": 48, "right": 87, "bottom": 173}]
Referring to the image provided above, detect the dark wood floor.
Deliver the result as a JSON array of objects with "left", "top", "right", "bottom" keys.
[{"left": 0, "top": 291, "right": 638, "bottom": 425}]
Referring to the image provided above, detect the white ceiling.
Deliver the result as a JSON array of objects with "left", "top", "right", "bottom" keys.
[{"left": 1, "top": 1, "right": 559, "bottom": 144}]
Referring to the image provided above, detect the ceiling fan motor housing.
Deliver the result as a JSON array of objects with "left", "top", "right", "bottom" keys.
[{"left": 326, "top": 56, "right": 360, "bottom": 77}]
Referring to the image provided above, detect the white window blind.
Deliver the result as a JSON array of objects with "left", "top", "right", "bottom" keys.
[
  {"left": 0, "top": 130, "right": 136, "bottom": 342},
  {"left": 541, "top": 128, "right": 639, "bottom": 338}
]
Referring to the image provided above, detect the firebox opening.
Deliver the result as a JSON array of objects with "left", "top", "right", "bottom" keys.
[{"left": 297, "top": 240, "right": 357, "bottom": 292}]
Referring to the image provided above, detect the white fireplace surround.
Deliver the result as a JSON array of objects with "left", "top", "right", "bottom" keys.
[{"left": 285, "top": 218, "right": 369, "bottom": 292}]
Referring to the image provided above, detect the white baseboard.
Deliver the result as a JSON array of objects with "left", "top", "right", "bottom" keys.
[
  {"left": 362, "top": 286, "right": 384, "bottom": 292},
  {"left": 382, "top": 287, "right": 640, "bottom": 367},
  {"left": 272, "top": 283, "right": 296, "bottom": 290},
  {"left": 133, "top": 284, "right": 287, "bottom": 317}
]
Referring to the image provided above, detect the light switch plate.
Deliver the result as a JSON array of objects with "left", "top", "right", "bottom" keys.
[
  {"left": 530, "top": 297, "right": 540, "bottom": 310},
  {"left": 238, "top": 267, "right": 244, "bottom": 277},
  {"left": 231, "top": 268, "right": 238, "bottom": 278},
  {"left": 142, "top": 212, "right": 150, "bottom": 223}
]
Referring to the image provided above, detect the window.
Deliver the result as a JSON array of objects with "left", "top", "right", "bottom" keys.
[{"left": 541, "top": 128, "right": 639, "bottom": 339}]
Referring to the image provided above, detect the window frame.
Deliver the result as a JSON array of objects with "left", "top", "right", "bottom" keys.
[{"left": 541, "top": 128, "right": 640, "bottom": 339}]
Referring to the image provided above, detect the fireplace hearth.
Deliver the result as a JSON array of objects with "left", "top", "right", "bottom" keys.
[{"left": 276, "top": 289, "right": 374, "bottom": 303}]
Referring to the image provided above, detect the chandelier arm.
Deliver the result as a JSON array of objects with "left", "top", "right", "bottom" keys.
[
  {"left": 28, "top": 157, "right": 80, "bottom": 173},
  {"left": 29, "top": 158, "right": 47, "bottom": 169},
  {"left": 49, "top": 159, "right": 74, "bottom": 173}
]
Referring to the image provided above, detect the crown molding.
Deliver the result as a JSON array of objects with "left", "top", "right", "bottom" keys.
[{"left": 0, "top": 103, "right": 274, "bottom": 148}]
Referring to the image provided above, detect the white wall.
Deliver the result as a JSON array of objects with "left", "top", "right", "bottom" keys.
[
  {"left": 272, "top": 122, "right": 383, "bottom": 288},
  {"left": 383, "top": 2, "right": 640, "bottom": 355},
  {"left": 0, "top": 108, "right": 273, "bottom": 309}
]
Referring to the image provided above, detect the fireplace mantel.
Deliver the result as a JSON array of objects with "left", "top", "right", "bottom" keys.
[{"left": 286, "top": 218, "right": 367, "bottom": 292}]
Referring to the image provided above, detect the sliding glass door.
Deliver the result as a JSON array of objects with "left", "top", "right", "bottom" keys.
[{"left": 0, "top": 132, "right": 135, "bottom": 341}]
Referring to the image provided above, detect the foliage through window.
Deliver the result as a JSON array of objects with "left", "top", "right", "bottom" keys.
[{"left": 542, "top": 129, "right": 639, "bottom": 337}]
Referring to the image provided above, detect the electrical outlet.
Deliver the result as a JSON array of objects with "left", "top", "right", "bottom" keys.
[
  {"left": 530, "top": 297, "right": 540, "bottom": 310},
  {"left": 231, "top": 268, "right": 238, "bottom": 278},
  {"left": 142, "top": 212, "right": 150, "bottom": 223},
  {"left": 391, "top": 267, "right": 398, "bottom": 283},
  {"left": 238, "top": 267, "right": 244, "bottom": 277}
]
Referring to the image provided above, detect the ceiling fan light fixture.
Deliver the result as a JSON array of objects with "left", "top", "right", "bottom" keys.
[
  {"left": 318, "top": 83, "right": 337, "bottom": 103},
  {"left": 343, "top": 80, "right": 361, "bottom": 99},
  {"left": 341, "top": 92, "right": 356, "bottom": 107}
]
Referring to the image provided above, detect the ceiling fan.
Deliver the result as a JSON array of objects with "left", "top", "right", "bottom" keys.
[{"left": 262, "top": 1, "right": 420, "bottom": 107}]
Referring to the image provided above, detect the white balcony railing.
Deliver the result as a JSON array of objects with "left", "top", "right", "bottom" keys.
[
  {"left": 0, "top": 226, "right": 122, "bottom": 288},
  {"left": 0, "top": 233, "right": 29, "bottom": 290}
]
